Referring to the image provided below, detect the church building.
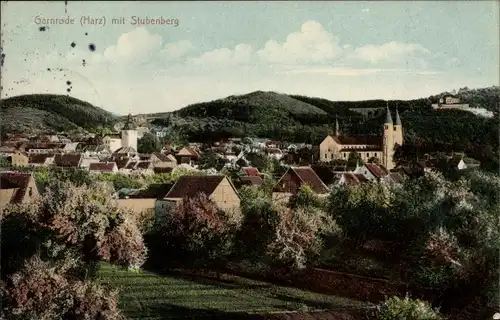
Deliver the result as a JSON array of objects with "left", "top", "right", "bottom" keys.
[
  {"left": 102, "top": 114, "right": 138, "bottom": 155},
  {"left": 319, "top": 105, "right": 403, "bottom": 170}
]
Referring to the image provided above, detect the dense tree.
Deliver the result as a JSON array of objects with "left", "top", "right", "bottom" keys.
[
  {"left": 0, "top": 181, "right": 146, "bottom": 318},
  {"left": 1, "top": 256, "right": 124, "bottom": 320},
  {"left": 153, "top": 194, "right": 240, "bottom": 274},
  {"left": 137, "top": 132, "right": 160, "bottom": 154},
  {"left": 198, "top": 150, "right": 228, "bottom": 171}
]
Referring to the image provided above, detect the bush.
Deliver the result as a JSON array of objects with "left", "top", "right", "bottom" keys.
[
  {"left": 154, "top": 193, "right": 239, "bottom": 269},
  {"left": 377, "top": 296, "right": 443, "bottom": 320},
  {"left": 1, "top": 256, "right": 124, "bottom": 320}
]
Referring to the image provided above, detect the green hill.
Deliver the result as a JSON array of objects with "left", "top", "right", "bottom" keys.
[
  {"left": 429, "top": 86, "right": 500, "bottom": 112},
  {"left": 175, "top": 91, "right": 332, "bottom": 126},
  {"left": 154, "top": 89, "right": 498, "bottom": 171},
  {"left": 0, "top": 94, "right": 117, "bottom": 134}
]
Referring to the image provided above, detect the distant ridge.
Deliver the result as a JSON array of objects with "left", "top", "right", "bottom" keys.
[{"left": 0, "top": 94, "right": 117, "bottom": 134}]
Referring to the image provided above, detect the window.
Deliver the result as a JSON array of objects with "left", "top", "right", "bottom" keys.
[
  {"left": 366, "top": 153, "right": 369, "bottom": 157},
  {"left": 385, "top": 125, "right": 388, "bottom": 129},
  {"left": 343, "top": 153, "right": 346, "bottom": 158},
  {"left": 28, "top": 187, "right": 32, "bottom": 197},
  {"left": 324, "top": 153, "right": 327, "bottom": 158}
]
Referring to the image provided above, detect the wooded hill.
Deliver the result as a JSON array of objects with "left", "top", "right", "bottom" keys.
[{"left": 0, "top": 94, "right": 116, "bottom": 134}]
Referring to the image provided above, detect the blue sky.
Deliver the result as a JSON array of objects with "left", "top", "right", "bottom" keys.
[{"left": 1, "top": 1, "right": 498, "bottom": 115}]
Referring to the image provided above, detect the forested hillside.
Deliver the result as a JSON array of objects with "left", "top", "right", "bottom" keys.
[{"left": 0, "top": 94, "right": 117, "bottom": 134}]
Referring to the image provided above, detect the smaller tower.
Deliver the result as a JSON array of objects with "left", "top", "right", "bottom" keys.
[
  {"left": 334, "top": 115, "right": 340, "bottom": 136},
  {"left": 121, "top": 113, "right": 138, "bottom": 151},
  {"left": 393, "top": 107, "right": 403, "bottom": 147},
  {"left": 383, "top": 103, "right": 394, "bottom": 170}
]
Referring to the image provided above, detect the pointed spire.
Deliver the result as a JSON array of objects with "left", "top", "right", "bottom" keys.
[
  {"left": 122, "top": 113, "right": 136, "bottom": 130},
  {"left": 335, "top": 115, "right": 340, "bottom": 136},
  {"left": 395, "top": 107, "right": 402, "bottom": 126},
  {"left": 385, "top": 102, "right": 393, "bottom": 124}
]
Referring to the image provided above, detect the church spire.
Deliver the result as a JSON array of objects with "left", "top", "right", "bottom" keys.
[
  {"left": 122, "top": 113, "right": 136, "bottom": 131},
  {"left": 335, "top": 115, "right": 340, "bottom": 136},
  {"left": 395, "top": 107, "right": 402, "bottom": 126},
  {"left": 385, "top": 102, "right": 393, "bottom": 124}
]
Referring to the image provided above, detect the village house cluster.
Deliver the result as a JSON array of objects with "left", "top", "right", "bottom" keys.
[{"left": 0, "top": 111, "right": 481, "bottom": 215}]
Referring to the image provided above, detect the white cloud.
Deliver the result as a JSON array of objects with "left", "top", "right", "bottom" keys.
[
  {"left": 103, "top": 27, "right": 164, "bottom": 64},
  {"left": 191, "top": 43, "right": 253, "bottom": 66},
  {"left": 161, "top": 40, "right": 195, "bottom": 60},
  {"left": 4, "top": 21, "right": 488, "bottom": 115},
  {"left": 256, "top": 20, "right": 343, "bottom": 64},
  {"left": 280, "top": 66, "right": 442, "bottom": 77},
  {"left": 353, "top": 41, "right": 430, "bottom": 63}
]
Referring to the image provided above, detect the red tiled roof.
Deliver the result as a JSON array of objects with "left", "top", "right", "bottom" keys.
[
  {"left": 291, "top": 167, "right": 329, "bottom": 194},
  {"left": 242, "top": 167, "right": 261, "bottom": 177},
  {"left": 240, "top": 176, "right": 263, "bottom": 186},
  {"left": 89, "top": 162, "right": 117, "bottom": 172},
  {"left": 354, "top": 173, "right": 369, "bottom": 183},
  {"left": 332, "top": 136, "right": 382, "bottom": 146},
  {"left": 153, "top": 167, "right": 173, "bottom": 174},
  {"left": 165, "top": 175, "right": 226, "bottom": 199},
  {"left": 54, "top": 153, "right": 82, "bottom": 167},
  {"left": 28, "top": 143, "right": 61, "bottom": 150},
  {"left": 132, "top": 183, "right": 175, "bottom": 199},
  {"left": 136, "top": 161, "right": 152, "bottom": 169},
  {"left": 177, "top": 147, "right": 200, "bottom": 157},
  {"left": 342, "top": 173, "right": 368, "bottom": 185},
  {"left": 28, "top": 154, "right": 53, "bottom": 164},
  {"left": 364, "top": 163, "right": 389, "bottom": 179},
  {"left": 114, "top": 157, "right": 130, "bottom": 169},
  {"left": 152, "top": 152, "right": 171, "bottom": 162},
  {"left": 0, "top": 172, "right": 34, "bottom": 204},
  {"left": 385, "top": 172, "right": 404, "bottom": 183},
  {"left": 125, "top": 161, "right": 138, "bottom": 169},
  {"left": 338, "top": 148, "right": 382, "bottom": 152},
  {"left": 138, "top": 154, "right": 151, "bottom": 160}
]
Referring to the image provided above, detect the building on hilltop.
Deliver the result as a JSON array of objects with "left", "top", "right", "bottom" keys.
[
  {"left": 319, "top": 105, "right": 403, "bottom": 170},
  {"left": 102, "top": 114, "right": 139, "bottom": 154}
]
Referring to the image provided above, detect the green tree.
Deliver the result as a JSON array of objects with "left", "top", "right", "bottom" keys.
[
  {"left": 347, "top": 151, "right": 362, "bottom": 167},
  {"left": 198, "top": 151, "right": 228, "bottom": 171},
  {"left": 95, "top": 173, "right": 143, "bottom": 191},
  {"left": 137, "top": 133, "right": 159, "bottom": 154},
  {"left": 0, "top": 156, "right": 11, "bottom": 168},
  {"left": 367, "top": 156, "right": 380, "bottom": 164}
]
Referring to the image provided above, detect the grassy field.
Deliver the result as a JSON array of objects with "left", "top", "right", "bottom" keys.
[{"left": 97, "top": 263, "right": 370, "bottom": 319}]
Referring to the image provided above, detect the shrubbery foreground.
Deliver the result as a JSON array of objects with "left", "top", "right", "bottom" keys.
[{"left": 1, "top": 168, "right": 498, "bottom": 318}]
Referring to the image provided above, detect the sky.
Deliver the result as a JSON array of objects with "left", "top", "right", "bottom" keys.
[{"left": 1, "top": 1, "right": 499, "bottom": 115}]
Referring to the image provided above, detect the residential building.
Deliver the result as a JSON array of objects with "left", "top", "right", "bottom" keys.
[
  {"left": 54, "top": 153, "right": 83, "bottom": 168},
  {"left": 273, "top": 166, "right": 329, "bottom": 203},
  {"left": 151, "top": 152, "right": 178, "bottom": 169},
  {"left": 240, "top": 167, "right": 261, "bottom": 177},
  {"left": 28, "top": 154, "right": 55, "bottom": 167},
  {"left": 176, "top": 147, "right": 200, "bottom": 165},
  {"left": 0, "top": 172, "right": 39, "bottom": 210},
  {"left": 353, "top": 163, "right": 389, "bottom": 182},
  {"left": 117, "top": 183, "right": 174, "bottom": 216},
  {"left": 89, "top": 162, "right": 118, "bottom": 174},
  {"left": 337, "top": 172, "right": 369, "bottom": 186},
  {"left": 5, "top": 151, "right": 29, "bottom": 167},
  {"left": 159, "top": 175, "right": 240, "bottom": 214}
]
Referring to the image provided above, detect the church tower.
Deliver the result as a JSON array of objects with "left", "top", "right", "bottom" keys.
[
  {"left": 383, "top": 104, "right": 395, "bottom": 170},
  {"left": 393, "top": 108, "right": 403, "bottom": 147},
  {"left": 334, "top": 115, "right": 340, "bottom": 136},
  {"left": 121, "top": 113, "right": 138, "bottom": 151}
]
